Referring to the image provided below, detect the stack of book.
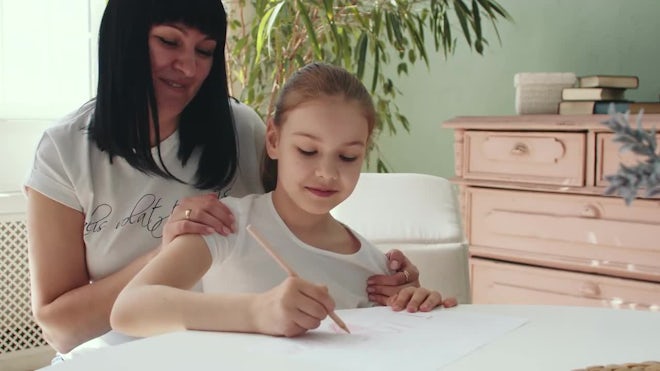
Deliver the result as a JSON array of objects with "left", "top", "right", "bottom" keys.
[{"left": 558, "top": 75, "right": 660, "bottom": 115}]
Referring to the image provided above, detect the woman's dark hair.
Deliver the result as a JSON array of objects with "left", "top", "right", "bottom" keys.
[
  {"left": 261, "top": 63, "right": 376, "bottom": 191},
  {"left": 89, "top": 0, "right": 237, "bottom": 190}
]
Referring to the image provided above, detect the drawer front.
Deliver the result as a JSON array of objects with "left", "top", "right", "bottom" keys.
[
  {"left": 467, "top": 187, "right": 660, "bottom": 281},
  {"left": 597, "top": 132, "right": 660, "bottom": 186},
  {"left": 463, "top": 131, "right": 586, "bottom": 186},
  {"left": 471, "top": 258, "right": 660, "bottom": 310}
]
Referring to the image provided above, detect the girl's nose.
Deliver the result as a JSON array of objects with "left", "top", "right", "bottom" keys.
[{"left": 315, "top": 160, "right": 338, "bottom": 181}]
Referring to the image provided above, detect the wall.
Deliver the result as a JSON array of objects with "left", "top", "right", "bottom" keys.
[
  {"left": 0, "top": 120, "right": 51, "bottom": 193},
  {"left": 2, "top": 0, "right": 659, "bottom": 192},
  {"left": 0, "top": 0, "right": 105, "bottom": 193},
  {"left": 376, "top": 0, "right": 660, "bottom": 178}
]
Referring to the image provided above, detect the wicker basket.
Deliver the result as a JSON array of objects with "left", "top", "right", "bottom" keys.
[{"left": 574, "top": 361, "right": 660, "bottom": 371}]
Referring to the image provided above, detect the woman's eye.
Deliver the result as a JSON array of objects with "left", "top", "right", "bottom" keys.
[
  {"left": 196, "top": 48, "right": 214, "bottom": 57},
  {"left": 157, "top": 36, "right": 177, "bottom": 47},
  {"left": 339, "top": 155, "right": 357, "bottom": 162},
  {"left": 297, "top": 148, "right": 316, "bottom": 156}
]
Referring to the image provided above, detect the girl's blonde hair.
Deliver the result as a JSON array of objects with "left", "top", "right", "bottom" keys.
[{"left": 261, "top": 63, "right": 376, "bottom": 191}]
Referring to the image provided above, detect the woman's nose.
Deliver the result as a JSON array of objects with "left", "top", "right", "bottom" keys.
[{"left": 173, "top": 51, "right": 197, "bottom": 77}]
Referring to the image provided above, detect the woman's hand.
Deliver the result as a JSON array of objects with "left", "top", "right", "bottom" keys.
[
  {"left": 367, "top": 249, "right": 420, "bottom": 305},
  {"left": 387, "top": 287, "right": 458, "bottom": 313},
  {"left": 252, "top": 277, "right": 335, "bottom": 337},
  {"left": 163, "top": 193, "right": 236, "bottom": 246}
]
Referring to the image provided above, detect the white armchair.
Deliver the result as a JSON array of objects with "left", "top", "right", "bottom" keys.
[{"left": 331, "top": 172, "right": 471, "bottom": 304}]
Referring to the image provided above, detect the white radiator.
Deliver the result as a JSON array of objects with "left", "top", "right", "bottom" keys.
[{"left": 0, "top": 192, "right": 48, "bottom": 355}]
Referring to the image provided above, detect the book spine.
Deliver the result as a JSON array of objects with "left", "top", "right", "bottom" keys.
[{"left": 593, "top": 101, "right": 631, "bottom": 114}]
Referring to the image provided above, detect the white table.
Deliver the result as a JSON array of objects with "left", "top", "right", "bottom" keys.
[
  {"left": 45, "top": 305, "right": 660, "bottom": 371},
  {"left": 445, "top": 305, "right": 659, "bottom": 370}
]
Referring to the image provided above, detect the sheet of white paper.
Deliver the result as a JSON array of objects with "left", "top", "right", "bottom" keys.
[
  {"left": 247, "top": 306, "right": 528, "bottom": 370},
  {"left": 42, "top": 306, "right": 528, "bottom": 371}
]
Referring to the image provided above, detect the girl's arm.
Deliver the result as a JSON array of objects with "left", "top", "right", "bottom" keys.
[
  {"left": 111, "top": 234, "right": 335, "bottom": 338},
  {"left": 27, "top": 189, "right": 159, "bottom": 353},
  {"left": 388, "top": 287, "right": 458, "bottom": 313},
  {"left": 110, "top": 234, "right": 254, "bottom": 336}
]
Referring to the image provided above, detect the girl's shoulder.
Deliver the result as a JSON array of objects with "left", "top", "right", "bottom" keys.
[{"left": 220, "top": 193, "right": 264, "bottom": 217}]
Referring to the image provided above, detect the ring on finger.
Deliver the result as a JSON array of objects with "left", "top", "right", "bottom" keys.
[
  {"left": 402, "top": 269, "right": 410, "bottom": 283},
  {"left": 185, "top": 209, "right": 192, "bottom": 220}
]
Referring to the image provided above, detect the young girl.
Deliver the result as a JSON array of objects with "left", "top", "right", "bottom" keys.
[{"left": 111, "top": 63, "right": 454, "bottom": 338}]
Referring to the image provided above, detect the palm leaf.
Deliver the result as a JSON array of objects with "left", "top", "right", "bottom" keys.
[
  {"left": 227, "top": 0, "right": 513, "bottom": 171},
  {"left": 296, "top": 0, "right": 323, "bottom": 60}
]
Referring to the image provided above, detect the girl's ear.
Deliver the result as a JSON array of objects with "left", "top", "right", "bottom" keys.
[{"left": 265, "top": 118, "right": 279, "bottom": 160}]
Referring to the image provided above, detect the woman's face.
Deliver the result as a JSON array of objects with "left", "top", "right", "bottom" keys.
[{"left": 148, "top": 23, "right": 216, "bottom": 126}]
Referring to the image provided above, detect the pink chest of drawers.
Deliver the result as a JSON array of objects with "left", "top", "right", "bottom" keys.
[{"left": 443, "top": 114, "right": 660, "bottom": 310}]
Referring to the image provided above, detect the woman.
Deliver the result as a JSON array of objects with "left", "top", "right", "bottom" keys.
[{"left": 25, "top": 0, "right": 419, "bottom": 360}]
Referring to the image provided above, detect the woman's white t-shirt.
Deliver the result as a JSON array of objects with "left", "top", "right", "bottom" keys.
[{"left": 25, "top": 99, "right": 266, "bottom": 357}]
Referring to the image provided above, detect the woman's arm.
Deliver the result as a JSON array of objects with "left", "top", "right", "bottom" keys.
[
  {"left": 111, "top": 234, "right": 334, "bottom": 338},
  {"left": 27, "top": 189, "right": 159, "bottom": 353}
]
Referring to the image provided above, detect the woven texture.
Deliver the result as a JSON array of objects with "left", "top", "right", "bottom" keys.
[
  {"left": 0, "top": 218, "right": 48, "bottom": 354},
  {"left": 514, "top": 72, "right": 577, "bottom": 114},
  {"left": 574, "top": 361, "right": 660, "bottom": 371}
]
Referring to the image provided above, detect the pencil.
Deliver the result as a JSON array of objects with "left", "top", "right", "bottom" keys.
[{"left": 246, "top": 224, "right": 350, "bottom": 334}]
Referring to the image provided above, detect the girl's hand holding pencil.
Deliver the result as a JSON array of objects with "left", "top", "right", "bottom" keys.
[
  {"left": 251, "top": 276, "right": 339, "bottom": 337},
  {"left": 247, "top": 224, "right": 350, "bottom": 337}
]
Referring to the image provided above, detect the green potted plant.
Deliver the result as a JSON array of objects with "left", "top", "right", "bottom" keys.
[{"left": 225, "top": 0, "right": 512, "bottom": 170}]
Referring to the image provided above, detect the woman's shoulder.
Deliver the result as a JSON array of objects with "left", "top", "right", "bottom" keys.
[
  {"left": 227, "top": 98, "right": 266, "bottom": 188},
  {"left": 229, "top": 98, "right": 265, "bottom": 130},
  {"left": 43, "top": 101, "right": 95, "bottom": 143}
]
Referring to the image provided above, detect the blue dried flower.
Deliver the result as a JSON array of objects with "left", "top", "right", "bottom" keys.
[{"left": 602, "top": 107, "right": 660, "bottom": 205}]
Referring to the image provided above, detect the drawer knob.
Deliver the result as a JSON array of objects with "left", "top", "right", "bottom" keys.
[
  {"left": 510, "top": 143, "right": 529, "bottom": 156},
  {"left": 579, "top": 281, "right": 601, "bottom": 297},
  {"left": 581, "top": 205, "right": 600, "bottom": 218}
]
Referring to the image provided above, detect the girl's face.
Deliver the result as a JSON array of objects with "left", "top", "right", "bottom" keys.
[
  {"left": 267, "top": 95, "right": 370, "bottom": 216},
  {"left": 148, "top": 23, "right": 216, "bottom": 126}
]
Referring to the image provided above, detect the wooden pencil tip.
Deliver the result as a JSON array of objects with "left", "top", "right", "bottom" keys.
[{"left": 329, "top": 312, "right": 350, "bottom": 334}]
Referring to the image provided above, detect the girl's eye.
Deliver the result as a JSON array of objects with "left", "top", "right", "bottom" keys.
[
  {"left": 157, "top": 36, "right": 177, "bottom": 47},
  {"left": 339, "top": 155, "right": 357, "bottom": 162},
  {"left": 297, "top": 148, "right": 316, "bottom": 156}
]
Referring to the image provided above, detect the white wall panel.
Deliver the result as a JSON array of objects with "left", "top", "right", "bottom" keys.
[
  {"left": 0, "top": 0, "right": 105, "bottom": 192},
  {"left": 0, "top": 0, "right": 94, "bottom": 119}
]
